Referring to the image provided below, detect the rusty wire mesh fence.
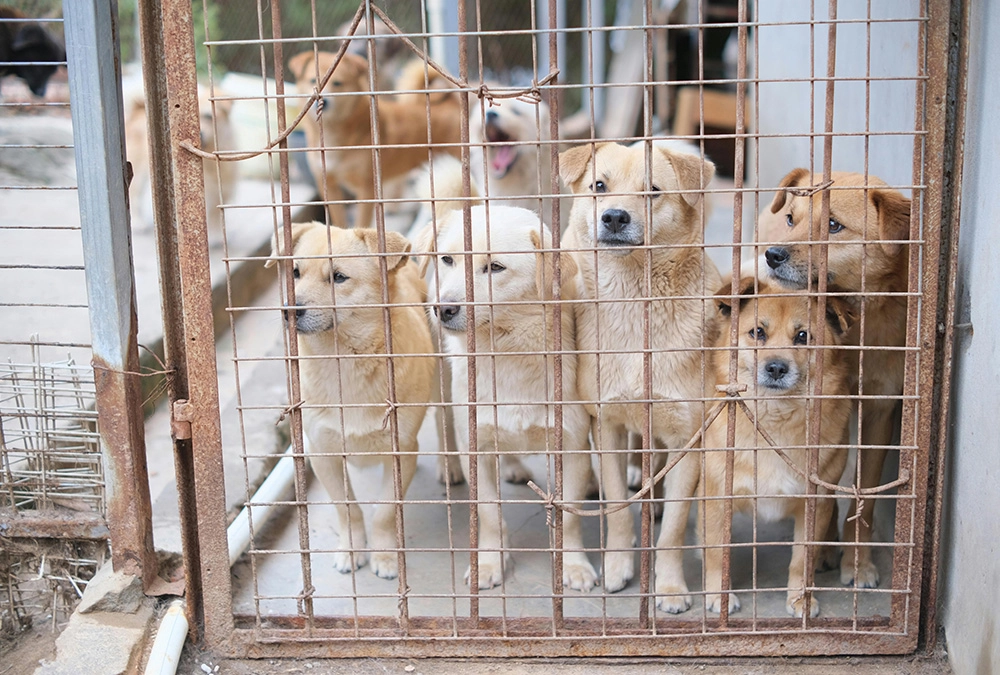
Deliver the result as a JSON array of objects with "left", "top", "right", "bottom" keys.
[
  {"left": 0, "top": 5, "right": 109, "bottom": 640},
  {"left": 145, "top": 0, "right": 958, "bottom": 658}
]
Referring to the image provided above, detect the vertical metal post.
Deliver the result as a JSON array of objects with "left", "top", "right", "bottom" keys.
[{"left": 64, "top": 0, "right": 156, "bottom": 589}]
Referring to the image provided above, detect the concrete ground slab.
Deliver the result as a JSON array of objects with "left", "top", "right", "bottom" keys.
[{"left": 34, "top": 601, "right": 154, "bottom": 675}]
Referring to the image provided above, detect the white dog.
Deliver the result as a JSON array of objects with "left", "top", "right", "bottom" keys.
[{"left": 417, "top": 204, "right": 598, "bottom": 591}]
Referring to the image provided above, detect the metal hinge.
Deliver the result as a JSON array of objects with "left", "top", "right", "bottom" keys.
[{"left": 171, "top": 399, "right": 194, "bottom": 440}]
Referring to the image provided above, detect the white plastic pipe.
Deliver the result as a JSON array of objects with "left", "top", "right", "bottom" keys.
[
  {"left": 142, "top": 599, "right": 188, "bottom": 675},
  {"left": 227, "top": 444, "right": 298, "bottom": 566}
]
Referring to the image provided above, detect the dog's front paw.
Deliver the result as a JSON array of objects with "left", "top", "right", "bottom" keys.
[
  {"left": 465, "top": 553, "right": 506, "bottom": 589},
  {"left": 786, "top": 592, "right": 820, "bottom": 618},
  {"left": 501, "top": 456, "right": 533, "bottom": 485},
  {"left": 369, "top": 551, "right": 399, "bottom": 579},
  {"left": 601, "top": 552, "right": 634, "bottom": 593},
  {"left": 705, "top": 592, "right": 740, "bottom": 615},
  {"left": 840, "top": 557, "right": 880, "bottom": 588},
  {"left": 656, "top": 583, "right": 694, "bottom": 614},
  {"left": 563, "top": 554, "right": 599, "bottom": 592},
  {"left": 437, "top": 453, "right": 465, "bottom": 486},
  {"left": 332, "top": 549, "right": 367, "bottom": 574},
  {"left": 816, "top": 544, "right": 841, "bottom": 572}
]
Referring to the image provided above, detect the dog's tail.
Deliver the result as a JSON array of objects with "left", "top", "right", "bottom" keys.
[{"left": 395, "top": 59, "right": 460, "bottom": 105}]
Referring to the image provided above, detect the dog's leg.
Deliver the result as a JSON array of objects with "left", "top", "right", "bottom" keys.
[
  {"left": 840, "top": 402, "right": 893, "bottom": 588},
  {"left": 561, "top": 431, "right": 599, "bottom": 592},
  {"left": 368, "top": 441, "right": 418, "bottom": 580},
  {"left": 701, "top": 474, "right": 740, "bottom": 615},
  {"left": 598, "top": 419, "right": 634, "bottom": 593},
  {"left": 460, "top": 447, "right": 507, "bottom": 589},
  {"left": 786, "top": 496, "right": 831, "bottom": 618},
  {"left": 815, "top": 499, "right": 841, "bottom": 572},
  {"left": 353, "top": 184, "right": 375, "bottom": 229},
  {"left": 308, "top": 451, "right": 368, "bottom": 573},
  {"left": 500, "top": 455, "right": 534, "bottom": 485},
  {"left": 319, "top": 167, "right": 349, "bottom": 228},
  {"left": 654, "top": 450, "right": 698, "bottom": 613},
  {"left": 434, "top": 356, "right": 465, "bottom": 485}
]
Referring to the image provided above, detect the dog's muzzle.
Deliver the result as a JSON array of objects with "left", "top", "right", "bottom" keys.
[
  {"left": 597, "top": 208, "right": 642, "bottom": 248},
  {"left": 434, "top": 303, "right": 466, "bottom": 331},
  {"left": 758, "top": 358, "right": 797, "bottom": 390}
]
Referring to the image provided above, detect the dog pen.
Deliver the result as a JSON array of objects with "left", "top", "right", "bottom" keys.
[{"left": 128, "top": 0, "right": 962, "bottom": 659}]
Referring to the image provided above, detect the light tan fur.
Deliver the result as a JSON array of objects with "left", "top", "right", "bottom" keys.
[
  {"left": 266, "top": 221, "right": 434, "bottom": 579},
  {"left": 559, "top": 141, "right": 719, "bottom": 612},
  {"left": 125, "top": 87, "right": 237, "bottom": 238},
  {"left": 470, "top": 96, "right": 554, "bottom": 223},
  {"left": 763, "top": 169, "right": 910, "bottom": 589},
  {"left": 702, "top": 278, "right": 855, "bottom": 617},
  {"left": 416, "top": 204, "right": 598, "bottom": 591},
  {"left": 289, "top": 51, "right": 462, "bottom": 229}
]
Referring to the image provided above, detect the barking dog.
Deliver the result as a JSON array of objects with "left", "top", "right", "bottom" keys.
[
  {"left": 470, "top": 97, "right": 554, "bottom": 222},
  {"left": 703, "top": 278, "right": 855, "bottom": 618},
  {"left": 762, "top": 169, "right": 911, "bottom": 589},
  {"left": 0, "top": 7, "right": 64, "bottom": 98},
  {"left": 560, "top": 141, "right": 719, "bottom": 612},
  {"left": 267, "top": 221, "right": 434, "bottom": 579},
  {"left": 289, "top": 51, "right": 463, "bottom": 229},
  {"left": 417, "top": 204, "right": 598, "bottom": 591}
]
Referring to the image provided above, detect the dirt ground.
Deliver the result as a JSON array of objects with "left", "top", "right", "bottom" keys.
[{"left": 1, "top": 625, "right": 59, "bottom": 675}]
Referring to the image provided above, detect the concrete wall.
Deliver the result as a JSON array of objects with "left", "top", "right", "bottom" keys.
[
  {"left": 755, "top": 0, "right": 919, "bottom": 199},
  {"left": 941, "top": 2, "right": 1000, "bottom": 673}
]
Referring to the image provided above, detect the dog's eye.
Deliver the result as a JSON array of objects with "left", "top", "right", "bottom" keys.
[
  {"left": 794, "top": 330, "right": 809, "bottom": 345},
  {"left": 292, "top": 266, "right": 300, "bottom": 279},
  {"left": 487, "top": 261, "right": 506, "bottom": 273},
  {"left": 441, "top": 255, "right": 454, "bottom": 266},
  {"left": 749, "top": 326, "right": 766, "bottom": 341},
  {"left": 510, "top": 106, "right": 523, "bottom": 116},
  {"left": 785, "top": 213, "right": 795, "bottom": 228},
  {"left": 650, "top": 185, "right": 661, "bottom": 193},
  {"left": 829, "top": 218, "right": 844, "bottom": 234},
  {"left": 332, "top": 80, "right": 343, "bottom": 87},
  {"left": 591, "top": 180, "right": 607, "bottom": 194},
  {"left": 332, "top": 271, "right": 349, "bottom": 284}
]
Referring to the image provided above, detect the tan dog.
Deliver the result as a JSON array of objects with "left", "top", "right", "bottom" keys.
[
  {"left": 125, "top": 87, "right": 237, "bottom": 238},
  {"left": 266, "top": 221, "right": 434, "bottom": 579},
  {"left": 560, "top": 141, "right": 719, "bottom": 612},
  {"left": 417, "top": 204, "right": 598, "bottom": 591},
  {"left": 703, "top": 278, "right": 855, "bottom": 617},
  {"left": 762, "top": 169, "right": 910, "bottom": 589},
  {"left": 289, "top": 51, "right": 462, "bottom": 229}
]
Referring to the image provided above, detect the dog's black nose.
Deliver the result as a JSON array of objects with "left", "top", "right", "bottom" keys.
[
  {"left": 283, "top": 303, "right": 307, "bottom": 322},
  {"left": 764, "top": 246, "right": 789, "bottom": 269},
  {"left": 764, "top": 360, "right": 788, "bottom": 380},
  {"left": 601, "top": 209, "right": 631, "bottom": 234},
  {"left": 437, "top": 305, "right": 461, "bottom": 322},
  {"left": 486, "top": 109, "right": 499, "bottom": 122}
]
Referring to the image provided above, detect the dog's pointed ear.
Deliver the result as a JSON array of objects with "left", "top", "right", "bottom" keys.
[
  {"left": 871, "top": 188, "right": 911, "bottom": 256},
  {"left": 824, "top": 292, "right": 859, "bottom": 337},
  {"left": 288, "top": 51, "right": 315, "bottom": 81},
  {"left": 559, "top": 144, "right": 603, "bottom": 192},
  {"left": 12, "top": 25, "right": 46, "bottom": 52},
  {"left": 357, "top": 229, "right": 412, "bottom": 271},
  {"left": 530, "top": 229, "right": 578, "bottom": 300},
  {"left": 664, "top": 148, "right": 716, "bottom": 208},
  {"left": 412, "top": 218, "right": 445, "bottom": 277},
  {"left": 715, "top": 276, "right": 757, "bottom": 317},
  {"left": 769, "top": 167, "right": 811, "bottom": 214},
  {"left": 265, "top": 221, "right": 314, "bottom": 269}
]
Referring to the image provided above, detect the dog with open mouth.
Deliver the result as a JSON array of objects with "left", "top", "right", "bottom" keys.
[{"left": 470, "top": 96, "right": 555, "bottom": 225}]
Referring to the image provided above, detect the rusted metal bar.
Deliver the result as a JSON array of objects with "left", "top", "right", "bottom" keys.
[
  {"left": 918, "top": 0, "right": 969, "bottom": 650},
  {"left": 63, "top": 0, "right": 156, "bottom": 589},
  {"left": 0, "top": 509, "right": 109, "bottom": 540},
  {"left": 152, "top": 0, "right": 232, "bottom": 646}
]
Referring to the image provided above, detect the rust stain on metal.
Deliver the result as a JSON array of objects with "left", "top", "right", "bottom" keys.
[
  {"left": 0, "top": 509, "right": 109, "bottom": 540},
  {"left": 171, "top": 399, "right": 193, "bottom": 440}
]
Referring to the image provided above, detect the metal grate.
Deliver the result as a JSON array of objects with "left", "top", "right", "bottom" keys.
[{"left": 144, "top": 0, "right": 961, "bottom": 658}]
